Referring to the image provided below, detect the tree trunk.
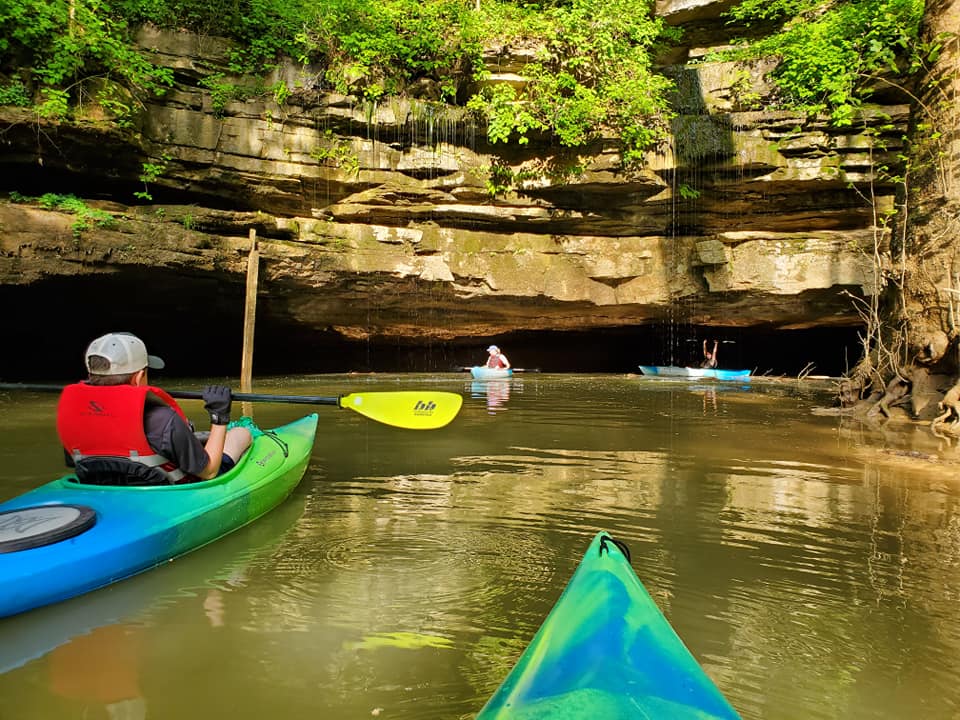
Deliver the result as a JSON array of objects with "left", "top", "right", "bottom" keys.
[{"left": 895, "top": 0, "right": 960, "bottom": 374}]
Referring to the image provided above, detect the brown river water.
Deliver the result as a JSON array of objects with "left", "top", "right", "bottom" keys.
[{"left": 1, "top": 373, "right": 959, "bottom": 719}]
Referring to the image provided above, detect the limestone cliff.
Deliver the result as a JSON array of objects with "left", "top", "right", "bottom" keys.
[{"left": 0, "top": 0, "right": 927, "bottom": 378}]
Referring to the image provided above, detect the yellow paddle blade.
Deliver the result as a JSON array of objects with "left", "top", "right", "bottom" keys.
[{"left": 338, "top": 391, "right": 463, "bottom": 429}]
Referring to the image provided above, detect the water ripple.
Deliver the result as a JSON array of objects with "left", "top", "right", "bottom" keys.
[{"left": 255, "top": 521, "right": 556, "bottom": 639}]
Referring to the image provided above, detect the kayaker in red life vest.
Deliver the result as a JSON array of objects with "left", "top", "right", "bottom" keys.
[
  {"left": 701, "top": 339, "right": 718, "bottom": 369},
  {"left": 485, "top": 345, "right": 511, "bottom": 370},
  {"left": 56, "top": 332, "right": 252, "bottom": 485}
]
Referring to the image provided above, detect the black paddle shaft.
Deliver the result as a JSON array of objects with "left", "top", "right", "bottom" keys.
[
  {"left": 0, "top": 383, "right": 341, "bottom": 406},
  {"left": 172, "top": 390, "right": 340, "bottom": 406},
  {"left": 456, "top": 367, "right": 540, "bottom": 373}
]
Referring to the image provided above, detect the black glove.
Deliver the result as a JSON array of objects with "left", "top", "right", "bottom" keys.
[{"left": 202, "top": 385, "right": 232, "bottom": 426}]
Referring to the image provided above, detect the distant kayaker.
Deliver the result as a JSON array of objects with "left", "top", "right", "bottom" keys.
[
  {"left": 485, "top": 345, "right": 511, "bottom": 370},
  {"left": 701, "top": 339, "right": 718, "bottom": 369},
  {"left": 56, "top": 332, "right": 252, "bottom": 485}
]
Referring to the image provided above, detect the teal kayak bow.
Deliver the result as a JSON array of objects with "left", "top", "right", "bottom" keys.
[{"left": 477, "top": 531, "right": 741, "bottom": 719}]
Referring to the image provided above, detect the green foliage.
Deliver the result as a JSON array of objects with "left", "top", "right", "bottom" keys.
[
  {"left": 198, "top": 74, "right": 265, "bottom": 117},
  {"left": 468, "top": 84, "right": 545, "bottom": 145},
  {"left": 0, "top": 79, "right": 30, "bottom": 106},
  {"left": 310, "top": 130, "right": 361, "bottom": 176},
  {"left": 715, "top": 0, "right": 924, "bottom": 125},
  {"left": 17, "top": 192, "right": 118, "bottom": 238},
  {"left": 294, "top": 0, "right": 477, "bottom": 101},
  {"left": 728, "top": 70, "right": 762, "bottom": 109},
  {"left": 484, "top": 160, "right": 516, "bottom": 197},
  {"left": 480, "top": 155, "right": 588, "bottom": 198},
  {"left": 135, "top": 155, "right": 169, "bottom": 201},
  {"left": 96, "top": 83, "right": 136, "bottom": 126},
  {"left": 0, "top": 0, "right": 173, "bottom": 119},
  {"left": 467, "top": 0, "right": 675, "bottom": 168},
  {"left": 270, "top": 79, "right": 290, "bottom": 106},
  {"left": 38, "top": 88, "right": 70, "bottom": 119},
  {"left": 1, "top": 0, "right": 676, "bottom": 176},
  {"left": 113, "top": 0, "right": 308, "bottom": 72}
]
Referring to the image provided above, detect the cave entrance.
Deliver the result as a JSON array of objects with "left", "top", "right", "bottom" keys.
[{"left": 0, "top": 276, "right": 863, "bottom": 380}]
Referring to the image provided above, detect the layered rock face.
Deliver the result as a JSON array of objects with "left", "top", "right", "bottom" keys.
[{"left": 0, "top": 0, "right": 917, "bottom": 375}]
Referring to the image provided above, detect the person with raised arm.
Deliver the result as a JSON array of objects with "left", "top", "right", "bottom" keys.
[{"left": 701, "top": 339, "right": 718, "bottom": 369}]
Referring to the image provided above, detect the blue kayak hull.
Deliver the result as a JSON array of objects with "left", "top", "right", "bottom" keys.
[
  {"left": 477, "top": 531, "right": 741, "bottom": 719},
  {"left": 471, "top": 366, "right": 513, "bottom": 380},
  {"left": 639, "top": 365, "right": 751, "bottom": 381},
  {"left": 0, "top": 414, "right": 318, "bottom": 618},
  {"left": 0, "top": 492, "right": 306, "bottom": 674}
]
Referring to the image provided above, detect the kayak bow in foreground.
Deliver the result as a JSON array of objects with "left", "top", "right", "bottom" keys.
[{"left": 477, "top": 531, "right": 741, "bottom": 719}]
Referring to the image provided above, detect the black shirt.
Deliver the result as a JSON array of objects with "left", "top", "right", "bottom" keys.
[{"left": 143, "top": 404, "right": 210, "bottom": 476}]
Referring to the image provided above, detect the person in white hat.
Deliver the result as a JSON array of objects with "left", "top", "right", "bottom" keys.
[
  {"left": 484, "top": 345, "right": 511, "bottom": 370},
  {"left": 55, "top": 332, "right": 251, "bottom": 485}
]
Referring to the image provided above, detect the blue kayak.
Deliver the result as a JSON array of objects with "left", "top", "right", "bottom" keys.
[
  {"left": 0, "top": 414, "right": 318, "bottom": 618},
  {"left": 0, "top": 491, "right": 306, "bottom": 674},
  {"left": 471, "top": 366, "right": 513, "bottom": 380},
  {"left": 639, "top": 365, "right": 751, "bottom": 381},
  {"left": 476, "top": 531, "right": 741, "bottom": 719}
]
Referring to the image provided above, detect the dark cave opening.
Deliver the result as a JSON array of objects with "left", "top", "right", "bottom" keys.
[{"left": 0, "top": 275, "right": 864, "bottom": 381}]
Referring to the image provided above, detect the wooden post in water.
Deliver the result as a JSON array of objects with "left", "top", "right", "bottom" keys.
[{"left": 240, "top": 229, "right": 259, "bottom": 416}]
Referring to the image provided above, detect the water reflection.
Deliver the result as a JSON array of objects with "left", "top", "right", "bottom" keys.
[
  {"left": 691, "top": 384, "right": 719, "bottom": 413},
  {"left": 48, "top": 623, "right": 146, "bottom": 720},
  {"left": 470, "top": 379, "right": 512, "bottom": 414}
]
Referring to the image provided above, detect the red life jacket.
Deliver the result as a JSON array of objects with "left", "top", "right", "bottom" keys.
[
  {"left": 487, "top": 356, "right": 507, "bottom": 369},
  {"left": 57, "top": 383, "right": 192, "bottom": 485}
]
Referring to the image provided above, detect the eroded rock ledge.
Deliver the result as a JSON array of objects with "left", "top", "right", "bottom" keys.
[{"left": 0, "top": 199, "right": 878, "bottom": 340}]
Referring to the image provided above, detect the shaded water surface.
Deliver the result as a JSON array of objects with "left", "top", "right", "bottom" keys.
[{"left": 2, "top": 374, "right": 960, "bottom": 719}]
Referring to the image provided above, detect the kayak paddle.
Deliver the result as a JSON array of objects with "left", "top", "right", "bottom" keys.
[
  {"left": 0, "top": 383, "right": 463, "bottom": 430},
  {"left": 456, "top": 367, "right": 540, "bottom": 373}
]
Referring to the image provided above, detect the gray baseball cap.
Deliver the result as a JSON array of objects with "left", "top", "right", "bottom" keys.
[{"left": 85, "top": 332, "right": 165, "bottom": 375}]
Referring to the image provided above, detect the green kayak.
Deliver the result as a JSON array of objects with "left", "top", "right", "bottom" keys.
[
  {"left": 0, "top": 414, "right": 318, "bottom": 618},
  {"left": 476, "top": 531, "right": 741, "bottom": 719}
]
